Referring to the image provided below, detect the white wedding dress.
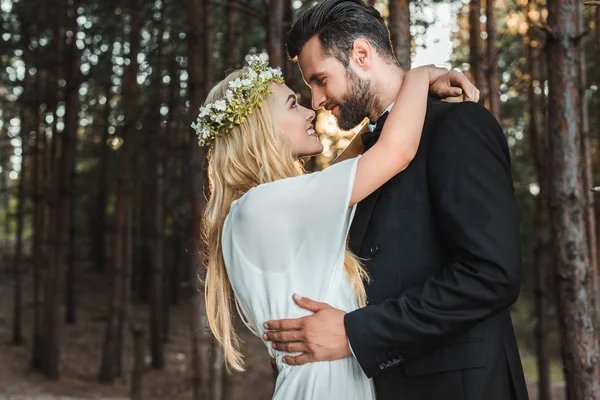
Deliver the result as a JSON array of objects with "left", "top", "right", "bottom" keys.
[{"left": 222, "top": 156, "right": 375, "bottom": 400}]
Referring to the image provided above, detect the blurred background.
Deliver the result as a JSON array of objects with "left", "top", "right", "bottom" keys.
[{"left": 0, "top": 0, "right": 599, "bottom": 399}]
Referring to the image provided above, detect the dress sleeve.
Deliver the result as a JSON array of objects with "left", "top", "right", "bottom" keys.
[{"left": 229, "top": 156, "right": 360, "bottom": 273}]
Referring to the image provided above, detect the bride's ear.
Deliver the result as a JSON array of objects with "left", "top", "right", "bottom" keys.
[{"left": 350, "top": 38, "right": 373, "bottom": 71}]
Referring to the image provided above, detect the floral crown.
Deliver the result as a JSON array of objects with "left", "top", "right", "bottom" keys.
[{"left": 192, "top": 54, "right": 285, "bottom": 146}]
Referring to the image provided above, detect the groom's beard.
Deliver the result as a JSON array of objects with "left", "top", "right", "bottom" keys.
[{"left": 334, "top": 68, "right": 381, "bottom": 131}]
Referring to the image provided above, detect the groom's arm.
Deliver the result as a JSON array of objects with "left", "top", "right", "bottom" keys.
[{"left": 344, "top": 101, "right": 522, "bottom": 378}]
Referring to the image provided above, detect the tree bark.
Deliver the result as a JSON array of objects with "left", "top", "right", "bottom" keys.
[
  {"left": 65, "top": 127, "right": 77, "bottom": 324},
  {"left": 150, "top": 1, "right": 166, "bottom": 368},
  {"left": 0, "top": 140, "right": 9, "bottom": 241},
  {"left": 42, "top": 0, "right": 81, "bottom": 379},
  {"left": 388, "top": 0, "right": 411, "bottom": 70},
  {"left": 526, "top": 5, "right": 551, "bottom": 397},
  {"left": 99, "top": 0, "right": 143, "bottom": 382},
  {"left": 205, "top": 0, "right": 214, "bottom": 94},
  {"left": 12, "top": 104, "right": 28, "bottom": 347},
  {"left": 267, "top": 0, "right": 285, "bottom": 68},
  {"left": 188, "top": 0, "right": 212, "bottom": 398},
  {"left": 212, "top": 349, "right": 225, "bottom": 400},
  {"left": 546, "top": 0, "right": 600, "bottom": 397},
  {"left": 225, "top": 0, "right": 241, "bottom": 69},
  {"left": 116, "top": 0, "right": 142, "bottom": 378},
  {"left": 93, "top": 81, "right": 112, "bottom": 274},
  {"left": 486, "top": 0, "right": 500, "bottom": 119},
  {"left": 1, "top": 144, "right": 9, "bottom": 239},
  {"left": 596, "top": 4, "right": 600, "bottom": 288},
  {"left": 33, "top": 0, "right": 63, "bottom": 370},
  {"left": 469, "top": 0, "right": 485, "bottom": 90},
  {"left": 578, "top": 3, "right": 598, "bottom": 312},
  {"left": 130, "top": 325, "right": 145, "bottom": 400}
]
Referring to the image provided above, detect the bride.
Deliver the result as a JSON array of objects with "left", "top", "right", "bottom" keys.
[{"left": 196, "top": 55, "right": 478, "bottom": 399}]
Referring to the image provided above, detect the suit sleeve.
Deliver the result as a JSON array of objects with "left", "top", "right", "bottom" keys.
[{"left": 344, "top": 102, "right": 522, "bottom": 378}]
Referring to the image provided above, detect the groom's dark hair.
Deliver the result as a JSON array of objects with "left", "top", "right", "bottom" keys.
[{"left": 286, "top": 0, "right": 397, "bottom": 67}]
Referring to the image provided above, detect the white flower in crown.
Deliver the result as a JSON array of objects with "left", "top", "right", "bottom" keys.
[
  {"left": 259, "top": 70, "right": 273, "bottom": 82},
  {"left": 214, "top": 99, "right": 227, "bottom": 112},
  {"left": 200, "top": 127, "right": 210, "bottom": 139},
  {"left": 225, "top": 90, "right": 234, "bottom": 102},
  {"left": 198, "top": 106, "right": 210, "bottom": 118},
  {"left": 229, "top": 79, "right": 243, "bottom": 90}
]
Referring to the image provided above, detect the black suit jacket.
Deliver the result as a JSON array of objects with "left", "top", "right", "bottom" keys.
[{"left": 344, "top": 98, "right": 529, "bottom": 400}]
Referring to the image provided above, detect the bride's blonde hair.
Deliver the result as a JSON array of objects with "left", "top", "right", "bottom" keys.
[{"left": 202, "top": 68, "right": 369, "bottom": 372}]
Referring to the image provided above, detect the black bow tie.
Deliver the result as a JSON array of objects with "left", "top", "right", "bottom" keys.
[{"left": 361, "top": 111, "right": 389, "bottom": 151}]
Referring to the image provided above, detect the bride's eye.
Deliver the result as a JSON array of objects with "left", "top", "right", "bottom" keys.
[{"left": 291, "top": 100, "right": 298, "bottom": 109}]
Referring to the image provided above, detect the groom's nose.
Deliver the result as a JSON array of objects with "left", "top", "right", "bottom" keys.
[{"left": 311, "top": 89, "right": 326, "bottom": 110}]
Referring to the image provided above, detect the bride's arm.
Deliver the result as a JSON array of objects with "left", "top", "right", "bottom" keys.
[
  {"left": 349, "top": 66, "right": 441, "bottom": 206},
  {"left": 332, "top": 68, "right": 478, "bottom": 166}
]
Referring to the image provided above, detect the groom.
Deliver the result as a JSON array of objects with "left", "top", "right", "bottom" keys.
[{"left": 263, "top": 0, "right": 529, "bottom": 399}]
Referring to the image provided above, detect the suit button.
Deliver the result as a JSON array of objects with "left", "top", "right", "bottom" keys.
[{"left": 370, "top": 244, "right": 379, "bottom": 255}]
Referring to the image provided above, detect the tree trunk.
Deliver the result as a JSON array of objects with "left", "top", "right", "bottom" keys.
[
  {"left": 486, "top": 0, "right": 500, "bottom": 119},
  {"left": 116, "top": 0, "right": 142, "bottom": 379},
  {"left": 150, "top": 2, "right": 166, "bottom": 368},
  {"left": 12, "top": 106, "right": 27, "bottom": 347},
  {"left": 388, "top": 0, "right": 411, "bottom": 70},
  {"left": 162, "top": 59, "right": 180, "bottom": 343},
  {"left": 188, "top": 0, "right": 212, "bottom": 398},
  {"left": 130, "top": 325, "right": 145, "bottom": 400},
  {"left": 526, "top": 6, "right": 551, "bottom": 397},
  {"left": 42, "top": 0, "right": 81, "bottom": 380},
  {"left": 596, "top": 5, "right": 600, "bottom": 287},
  {"left": 0, "top": 142, "right": 9, "bottom": 241},
  {"left": 225, "top": 0, "right": 240, "bottom": 70},
  {"left": 1, "top": 144, "right": 9, "bottom": 239},
  {"left": 99, "top": 0, "right": 143, "bottom": 382},
  {"left": 546, "top": 0, "right": 600, "bottom": 397},
  {"left": 32, "top": 72, "right": 45, "bottom": 341},
  {"left": 267, "top": 0, "right": 284, "bottom": 68},
  {"left": 469, "top": 0, "right": 485, "bottom": 90},
  {"left": 205, "top": 0, "right": 214, "bottom": 94},
  {"left": 93, "top": 82, "right": 112, "bottom": 274},
  {"left": 32, "top": 1, "right": 60, "bottom": 369},
  {"left": 579, "top": 1, "right": 598, "bottom": 302},
  {"left": 65, "top": 130, "right": 77, "bottom": 324},
  {"left": 212, "top": 349, "right": 225, "bottom": 400}
]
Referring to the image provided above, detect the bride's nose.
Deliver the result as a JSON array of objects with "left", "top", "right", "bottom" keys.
[{"left": 305, "top": 108, "right": 316, "bottom": 121}]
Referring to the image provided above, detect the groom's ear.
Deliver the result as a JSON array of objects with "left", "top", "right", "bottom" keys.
[{"left": 350, "top": 38, "right": 373, "bottom": 72}]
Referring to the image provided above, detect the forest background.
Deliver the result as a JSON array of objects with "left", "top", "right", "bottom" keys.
[{"left": 0, "top": 0, "right": 599, "bottom": 399}]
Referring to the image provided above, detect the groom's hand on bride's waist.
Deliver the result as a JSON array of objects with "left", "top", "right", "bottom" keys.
[{"left": 263, "top": 294, "right": 351, "bottom": 365}]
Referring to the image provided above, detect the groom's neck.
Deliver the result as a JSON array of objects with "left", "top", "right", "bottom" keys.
[{"left": 372, "top": 64, "right": 405, "bottom": 117}]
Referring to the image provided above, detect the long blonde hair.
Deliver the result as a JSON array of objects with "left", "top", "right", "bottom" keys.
[{"left": 202, "top": 68, "right": 369, "bottom": 372}]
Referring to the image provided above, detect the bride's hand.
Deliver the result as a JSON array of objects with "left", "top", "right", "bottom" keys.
[{"left": 411, "top": 65, "right": 480, "bottom": 102}]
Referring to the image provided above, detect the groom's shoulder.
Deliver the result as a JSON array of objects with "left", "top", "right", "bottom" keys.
[
  {"left": 426, "top": 97, "right": 493, "bottom": 122},
  {"left": 425, "top": 98, "right": 503, "bottom": 135}
]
